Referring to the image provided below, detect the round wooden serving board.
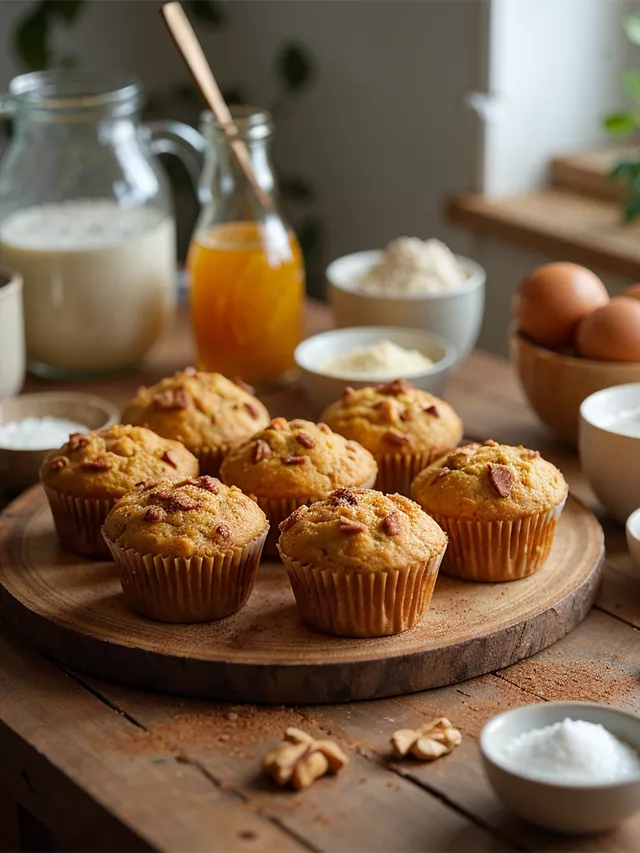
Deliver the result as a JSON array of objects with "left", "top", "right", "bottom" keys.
[{"left": 0, "top": 486, "right": 604, "bottom": 704}]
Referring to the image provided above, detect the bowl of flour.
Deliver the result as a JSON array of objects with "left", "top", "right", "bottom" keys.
[{"left": 326, "top": 237, "right": 485, "bottom": 363}]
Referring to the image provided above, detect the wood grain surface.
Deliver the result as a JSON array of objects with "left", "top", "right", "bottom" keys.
[{"left": 0, "top": 486, "right": 603, "bottom": 703}]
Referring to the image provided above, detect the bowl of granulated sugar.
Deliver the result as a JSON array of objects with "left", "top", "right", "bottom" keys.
[
  {"left": 480, "top": 701, "right": 640, "bottom": 834},
  {"left": 0, "top": 391, "right": 119, "bottom": 494}
]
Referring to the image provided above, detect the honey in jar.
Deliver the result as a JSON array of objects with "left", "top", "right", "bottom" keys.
[{"left": 187, "top": 108, "right": 305, "bottom": 385}]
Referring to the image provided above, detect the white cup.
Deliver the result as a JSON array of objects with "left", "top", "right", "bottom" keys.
[{"left": 0, "top": 269, "right": 26, "bottom": 400}]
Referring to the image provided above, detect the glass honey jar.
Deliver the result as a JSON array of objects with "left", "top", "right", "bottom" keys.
[{"left": 187, "top": 107, "right": 305, "bottom": 386}]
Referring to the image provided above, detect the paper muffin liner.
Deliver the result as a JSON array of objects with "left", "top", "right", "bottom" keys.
[
  {"left": 255, "top": 471, "right": 378, "bottom": 558},
  {"left": 43, "top": 485, "right": 117, "bottom": 558},
  {"left": 375, "top": 451, "right": 442, "bottom": 496},
  {"left": 102, "top": 528, "right": 268, "bottom": 623},
  {"left": 427, "top": 498, "right": 566, "bottom": 582},
  {"left": 194, "top": 445, "right": 228, "bottom": 477},
  {"left": 278, "top": 549, "right": 443, "bottom": 637}
]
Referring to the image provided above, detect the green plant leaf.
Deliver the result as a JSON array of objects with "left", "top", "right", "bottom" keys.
[
  {"left": 604, "top": 111, "right": 639, "bottom": 135},
  {"left": 280, "top": 176, "right": 315, "bottom": 202},
  {"left": 277, "top": 43, "right": 314, "bottom": 92},
  {"left": 48, "top": 0, "right": 87, "bottom": 24},
  {"left": 609, "top": 159, "right": 640, "bottom": 181},
  {"left": 187, "top": 0, "right": 225, "bottom": 27},
  {"left": 623, "top": 70, "right": 640, "bottom": 104},
  {"left": 13, "top": 5, "right": 51, "bottom": 71},
  {"left": 622, "top": 193, "right": 640, "bottom": 223},
  {"left": 625, "top": 12, "right": 640, "bottom": 46}
]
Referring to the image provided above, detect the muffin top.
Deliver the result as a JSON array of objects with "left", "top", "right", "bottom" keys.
[
  {"left": 40, "top": 424, "right": 199, "bottom": 500},
  {"left": 219, "top": 418, "right": 378, "bottom": 500},
  {"left": 102, "top": 475, "right": 268, "bottom": 559},
  {"left": 412, "top": 440, "right": 568, "bottom": 522},
  {"left": 321, "top": 379, "right": 463, "bottom": 457},
  {"left": 277, "top": 487, "right": 446, "bottom": 572},
  {"left": 121, "top": 368, "right": 270, "bottom": 451}
]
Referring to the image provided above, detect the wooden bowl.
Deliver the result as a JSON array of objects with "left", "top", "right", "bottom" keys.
[
  {"left": 0, "top": 392, "right": 119, "bottom": 495},
  {"left": 510, "top": 329, "right": 640, "bottom": 446}
]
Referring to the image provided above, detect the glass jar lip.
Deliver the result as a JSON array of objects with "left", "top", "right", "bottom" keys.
[
  {"left": 8, "top": 69, "right": 142, "bottom": 115},
  {"left": 200, "top": 105, "right": 274, "bottom": 139}
]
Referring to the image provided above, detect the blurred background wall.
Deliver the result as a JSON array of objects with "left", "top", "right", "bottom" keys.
[{"left": 0, "top": 0, "right": 635, "bottom": 352}]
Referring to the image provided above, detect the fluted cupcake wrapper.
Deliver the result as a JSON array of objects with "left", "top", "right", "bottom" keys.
[
  {"left": 375, "top": 451, "right": 441, "bottom": 496},
  {"left": 102, "top": 528, "right": 268, "bottom": 623},
  {"left": 428, "top": 498, "right": 566, "bottom": 582},
  {"left": 194, "top": 445, "right": 227, "bottom": 477},
  {"left": 278, "top": 550, "right": 443, "bottom": 637},
  {"left": 255, "top": 471, "right": 378, "bottom": 558},
  {"left": 44, "top": 485, "right": 117, "bottom": 558}
]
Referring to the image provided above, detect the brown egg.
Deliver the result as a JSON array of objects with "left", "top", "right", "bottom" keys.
[
  {"left": 513, "top": 263, "right": 609, "bottom": 348},
  {"left": 621, "top": 283, "right": 640, "bottom": 301},
  {"left": 575, "top": 297, "right": 640, "bottom": 362}
]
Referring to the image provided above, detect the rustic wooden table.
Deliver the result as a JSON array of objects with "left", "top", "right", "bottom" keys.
[{"left": 1, "top": 302, "right": 638, "bottom": 853}]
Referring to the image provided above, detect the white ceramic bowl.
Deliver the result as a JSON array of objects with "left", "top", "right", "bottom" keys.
[
  {"left": 481, "top": 702, "right": 640, "bottom": 834},
  {"left": 0, "top": 269, "right": 25, "bottom": 400},
  {"left": 295, "top": 326, "right": 457, "bottom": 413},
  {"left": 579, "top": 383, "right": 640, "bottom": 524},
  {"left": 326, "top": 250, "right": 485, "bottom": 363},
  {"left": 625, "top": 507, "right": 640, "bottom": 572}
]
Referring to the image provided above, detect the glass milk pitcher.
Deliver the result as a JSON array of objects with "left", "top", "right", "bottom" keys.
[{"left": 0, "top": 70, "right": 203, "bottom": 379}]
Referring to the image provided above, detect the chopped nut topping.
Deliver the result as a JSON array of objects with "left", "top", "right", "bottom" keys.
[
  {"left": 343, "top": 386, "right": 357, "bottom": 403},
  {"left": 391, "top": 718, "right": 462, "bottom": 762},
  {"left": 399, "top": 406, "right": 413, "bottom": 422},
  {"left": 253, "top": 439, "right": 272, "bottom": 463},
  {"left": 487, "top": 463, "right": 515, "bottom": 498},
  {"left": 379, "top": 399, "right": 397, "bottom": 424},
  {"left": 233, "top": 375, "right": 255, "bottom": 395},
  {"left": 329, "top": 488, "right": 358, "bottom": 506},
  {"left": 216, "top": 523, "right": 230, "bottom": 540},
  {"left": 483, "top": 439, "right": 499, "bottom": 447},
  {"left": 262, "top": 728, "right": 348, "bottom": 791},
  {"left": 154, "top": 491, "right": 202, "bottom": 512},
  {"left": 382, "top": 430, "right": 411, "bottom": 447},
  {"left": 382, "top": 512, "right": 402, "bottom": 536},
  {"left": 152, "top": 388, "right": 190, "bottom": 410},
  {"left": 80, "top": 456, "right": 111, "bottom": 471},
  {"left": 134, "top": 480, "right": 149, "bottom": 489},
  {"left": 317, "top": 422, "right": 332, "bottom": 434},
  {"left": 49, "top": 456, "right": 68, "bottom": 471},
  {"left": 279, "top": 504, "right": 309, "bottom": 532},
  {"left": 295, "top": 432, "right": 316, "bottom": 449},
  {"left": 378, "top": 378, "right": 413, "bottom": 396},
  {"left": 184, "top": 475, "right": 221, "bottom": 494},
  {"left": 282, "top": 455, "right": 307, "bottom": 466},
  {"left": 424, "top": 405, "right": 439, "bottom": 417},
  {"left": 269, "top": 417, "right": 289, "bottom": 431},
  {"left": 136, "top": 385, "right": 147, "bottom": 397},
  {"left": 244, "top": 401, "right": 261, "bottom": 420},
  {"left": 144, "top": 505, "right": 167, "bottom": 523},
  {"left": 432, "top": 466, "right": 451, "bottom": 484},
  {"left": 68, "top": 433, "right": 90, "bottom": 452},
  {"left": 527, "top": 449, "right": 541, "bottom": 459},
  {"left": 183, "top": 366, "right": 201, "bottom": 377},
  {"left": 338, "top": 515, "right": 367, "bottom": 535},
  {"left": 162, "top": 449, "right": 178, "bottom": 469}
]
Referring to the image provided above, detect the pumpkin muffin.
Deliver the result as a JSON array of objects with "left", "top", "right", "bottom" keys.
[
  {"left": 277, "top": 488, "right": 447, "bottom": 637},
  {"left": 102, "top": 475, "right": 268, "bottom": 622},
  {"left": 41, "top": 424, "right": 199, "bottom": 558},
  {"left": 121, "top": 368, "right": 270, "bottom": 475},
  {"left": 220, "top": 418, "right": 378, "bottom": 555},
  {"left": 412, "top": 440, "right": 568, "bottom": 581},
  {"left": 321, "top": 378, "right": 463, "bottom": 495}
]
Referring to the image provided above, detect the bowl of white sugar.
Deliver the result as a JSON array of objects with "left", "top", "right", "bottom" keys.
[
  {"left": 326, "top": 238, "right": 485, "bottom": 364},
  {"left": 0, "top": 391, "right": 119, "bottom": 494},
  {"left": 480, "top": 702, "right": 640, "bottom": 834}
]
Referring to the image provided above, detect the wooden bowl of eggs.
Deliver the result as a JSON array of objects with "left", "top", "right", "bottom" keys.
[{"left": 510, "top": 263, "right": 640, "bottom": 445}]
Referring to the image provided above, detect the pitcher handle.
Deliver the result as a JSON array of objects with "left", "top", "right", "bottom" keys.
[{"left": 146, "top": 120, "right": 206, "bottom": 199}]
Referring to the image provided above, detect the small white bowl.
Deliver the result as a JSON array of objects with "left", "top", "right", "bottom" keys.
[
  {"left": 326, "top": 250, "right": 485, "bottom": 363},
  {"left": 579, "top": 383, "right": 640, "bottom": 524},
  {"left": 625, "top": 506, "right": 640, "bottom": 572},
  {"left": 295, "top": 326, "right": 457, "bottom": 413},
  {"left": 0, "top": 391, "right": 119, "bottom": 495},
  {"left": 480, "top": 702, "right": 640, "bottom": 834}
]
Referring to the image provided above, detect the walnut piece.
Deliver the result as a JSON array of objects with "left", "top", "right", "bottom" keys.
[
  {"left": 432, "top": 466, "right": 451, "bottom": 484},
  {"left": 487, "top": 463, "right": 515, "bottom": 498},
  {"left": 390, "top": 718, "right": 462, "bottom": 762},
  {"left": 262, "top": 728, "right": 348, "bottom": 791},
  {"left": 382, "top": 430, "right": 410, "bottom": 447},
  {"left": 343, "top": 386, "right": 357, "bottom": 403},
  {"left": 378, "top": 378, "right": 413, "bottom": 396},
  {"left": 295, "top": 432, "right": 316, "bottom": 449},
  {"left": 80, "top": 456, "right": 111, "bottom": 472},
  {"left": 279, "top": 504, "right": 309, "bottom": 533},
  {"left": 483, "top": 438, "right": 499, "bottom": 447},
  {"left": 316, "top": 422, "right": 332, "bottom": 434},
  {"left": 184, "top": 475, "right": 221, "bottom": 493},
  {"left": 244, "top": 401, "right": 261, "bottom": 420},
  {"left": 338, "top": 515, "right": 367, "bottom": 535},
  {"left": 382, "top": 512, "right": 401, "bottom": 536},
  {"left": 216, "top": 523, "right": 230, "bottom": 540},
  {"left": 233, "top": 375, "right": 255, "bottom": 395},
  {"left": 49, "top": 456, "right": 68, "bottom": 471},
  {"left": 253, "top": 439, "right": 272, "bottom": 463},
  {"left": 329, "top": 488, "right": 358, "bottom": 506},
  {"left": 269, "top": 417, "right": 289, "bottom": 431},
  {"left": 527, "top": 449, "right": 541, "bottom": 459},
  {"left": 68, "top": 433, "right": 90, "bottom": 452},
  {"left": 145, "top": 506, "right": 167, "bottom": 523},
  {"left": 152, "top": 388, "right": 189, "bottom": 410},
  {"left": 379, "top": 399, "right": 397, "bottom": 424},
  {"left": 162, "top": 449, "right": 179, "bottom": 469},
  {"left": 282, "top": 455, "right": 307, "bottom": 466},
  {"left": 424, "top": 404, "right": 439, "bottom": 417}
]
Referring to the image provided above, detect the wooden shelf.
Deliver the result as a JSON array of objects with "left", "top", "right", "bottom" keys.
[{"left": 447, "top": 187, "right": 640, "bottom": 280}]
